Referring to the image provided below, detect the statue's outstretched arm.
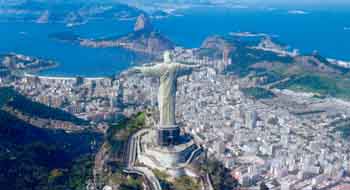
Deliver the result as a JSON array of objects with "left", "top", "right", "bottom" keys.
[
  {"left": 120, "top": 67, "right": 141, "bottom": 77},
  {"left": 121, "top": 64, "right": 162, "bottom": 77},
  {"left": 176, "top": 63, "right": 201, "bottom": 76},
  {"left": 134, "top": 64, "right": 162, "bottom": 77}
]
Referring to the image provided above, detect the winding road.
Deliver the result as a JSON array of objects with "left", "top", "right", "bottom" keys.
[{"left": 124, "top": 129, "right": 162, "bottom": 190}]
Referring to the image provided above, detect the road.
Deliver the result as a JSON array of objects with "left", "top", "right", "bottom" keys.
[
  {"left": 24, "top": 73, "right": 106, "bottom": 81},
  {"left": 124, "top": 129, "right": 162, "bottom": 190}
]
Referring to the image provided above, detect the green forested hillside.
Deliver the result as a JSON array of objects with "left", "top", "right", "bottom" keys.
[
  {"left": 0, "top": 88, "right": 103, "bottom": 190},
  {"left": 201, "top": 35, "right": 350, "bottom": 99},
  {"left": 0, "top": 87, "right": 88, "bottom": 125}
]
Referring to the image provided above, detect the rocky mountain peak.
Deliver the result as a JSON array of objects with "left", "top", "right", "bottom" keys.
[{"left": 134, "top": 14, "right": 153, "bottom": 32}]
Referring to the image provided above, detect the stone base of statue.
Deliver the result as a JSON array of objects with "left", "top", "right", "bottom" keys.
[
  {"left": 137, "top": 128, "right": 202, "bottom": 177},
  {"left": 157, "top": 125, "right": 181, "bottom": 146}
]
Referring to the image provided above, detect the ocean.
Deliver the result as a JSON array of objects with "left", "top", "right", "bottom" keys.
[{"left": 0, "top": 7, "right": 349, "bottom": 77}]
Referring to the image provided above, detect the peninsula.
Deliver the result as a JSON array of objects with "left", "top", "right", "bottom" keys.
[{"left": 52, "top": 14, "right": 175, "bottom": 56}]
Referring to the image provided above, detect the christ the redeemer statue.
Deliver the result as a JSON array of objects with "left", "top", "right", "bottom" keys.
[{"left": 127, "top": 51, "right": 200, "bottom": 128}]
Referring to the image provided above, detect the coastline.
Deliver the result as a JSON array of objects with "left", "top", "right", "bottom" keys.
[
  {"left": 23, "top": 73, "right": 107, "bottom": 81},
  {"left": 2, "top": 8, "right": 350, "bottom": 77},
  {"left": 26, "top": 62, "right": 59, "bottom": 74},
  {"left": 25, "top": 34, "right": 350, "bottom": 79},
  {"left": 327, "top": 58, "right": 350, "bottom": 69}
]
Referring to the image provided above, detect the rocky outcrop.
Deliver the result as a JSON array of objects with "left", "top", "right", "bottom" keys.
[
  {"left": 79, "top": 14, "right": 174, "bottom": 55},
  {"left": 201, "top": 35, "right": 235, "bottom": 52},
  {"left": 116, "top": 30, "right": 174, "bottom": 54},
  {"left": 0, "top": 53, "right": 58, "bottom": 74},
  {"left": 198, "top": 35, "right": 236, "bottom": 59},
  {"left": 117, "top": 14, "right": 174, "bottom": 54},
  {"left": 134, "top": 14, "right": 153, "bottom": 32},
  {"left": 257, "top": 36, "right": 285, "bottom": 51}
]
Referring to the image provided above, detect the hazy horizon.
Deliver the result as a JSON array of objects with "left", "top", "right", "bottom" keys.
[
  {"left": 118, "top": 0, "right": 350, "bottom": 5},
  {"left": 240, "top": 0, "right": 350, "bottom": 5},
  {"left": 2, "top": 0, "right": 350, "bottom": 8}
]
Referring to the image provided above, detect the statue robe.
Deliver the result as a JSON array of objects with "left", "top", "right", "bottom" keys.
[{"left": 136, "top": 62, "right": 194, "bottom": 127}]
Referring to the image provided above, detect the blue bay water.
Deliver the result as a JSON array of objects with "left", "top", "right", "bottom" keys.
[
  {"left": 0, "top": 20, "right": 137, "bottom": 77},
  {"left": 0, "top": 7, "right": 349, "bottom": 77},
  {"left": 155, "top": 7, "right": 350, "bottom": 59}
]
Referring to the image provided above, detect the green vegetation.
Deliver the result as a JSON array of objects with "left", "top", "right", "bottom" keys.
[
  {"left": 0, "top": 87, "right": 101, "bottom": 190},
  {"left": 106, "top": 112, "right": 145, "bottom": 154},
  {"left": 227, "top": 43, "right": 294, "bottom": 77},
  {"left": 0, "top": 86, "right": 16, "bottom": 107},
  {"left": 292, "top": 110, "right": 326, "bottom": 116},
  {"left": 260, "top": 182, "right": 269, "bottom": 190},
  {"left": 280, "top": 75, "right": 338, "bottom": 95},
  {"left": 153, "top": 169, "right": 170, "bottom": 181},
  {"left": 331, "top": 119, "right": 350, "bottom": 139},
  {"left": 254, "top": 54, "right": 350, "bottom": 99},
  {"left": 99, "top": 113, "right": 146, "bottom": 190},
  {"left": 274, "top": 74, "right": 350, "bottom": 99},
  {"left": 67, "top": 156, "right": 96, "bottom": 190},
  {"left": 205, "top": 35, "right": 350, "bottom": 100},
  {"left": 0, "top": 109, "right": 102, "bottom": 190},
  {"left": 242, "top": 87, "right": 276, "bottom": 99},
  {"left": 185, "top": 150, "right": 239, "bottom": 190},
  {"left": 109, "top": 173, "right": 143, "bottom": 190},
  {"left": 153, "top": 169, "right": 173, "bottom": 189},
  {"left": 253, "top": 70, "right": 284, "bottom": 85},
  {"left": 335, "top": 126, "right": 350, "bottom": 139},
  {"left": 313, "top": 54, "right": 350, "bottom": 73},
  {"left": 0, "top": 87, "right": 88, "bottom": 125},
  {"left": 200, "top": 159, "right": 238, "bottom": 190},
  {"left": 153, "top": 169, "right": 200, "bottom": 190},
  {"left": 120, "top": 176, "right": 143, "bottom": 190},
  {"left": 173, "top": 176, "right": 201, "bottom": 190}
]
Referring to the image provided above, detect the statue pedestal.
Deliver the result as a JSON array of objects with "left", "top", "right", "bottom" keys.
[
  {"left": 137, "top": 129, "right": 202, "bottom": 177},
  {"left": 157, "top": 125, "right": 181, "bottom": 146}
]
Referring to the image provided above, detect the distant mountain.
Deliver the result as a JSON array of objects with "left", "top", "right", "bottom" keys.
[
  {"left": 134, "top": 13, "right": 153, "bottom": 32},
  {"left": 114, "top": 14, "right": 175, "bottom": 54},
  {"left": 115, "top": 0, "right": 243, "bottom": 11},
  {"left": 0, "top": 0, "right": 144, "bottom": 24},
  {"left": 66, "top": 13, "right": 175, "bottom": 55},
  {"left": 0, "top": 87, "right": 103, "bottom": 190}
]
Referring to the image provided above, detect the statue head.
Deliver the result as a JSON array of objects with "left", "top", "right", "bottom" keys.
[{"left": 163, "top": 51, "right": 173, "bottom": 64}]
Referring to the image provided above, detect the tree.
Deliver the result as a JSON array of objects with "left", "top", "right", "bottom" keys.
[{"left": 260, "top": 182, "right": 269, "bottom": 190}]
